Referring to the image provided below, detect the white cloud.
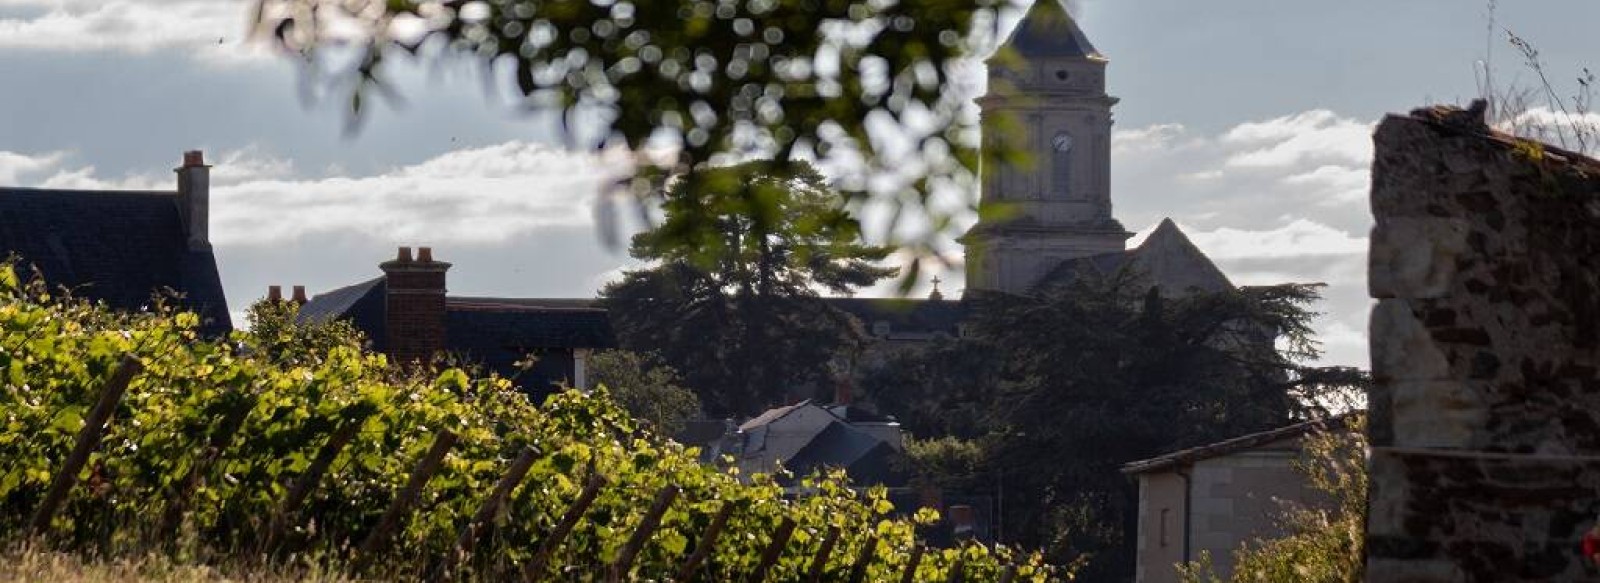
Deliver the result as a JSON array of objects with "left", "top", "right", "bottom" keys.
[
  {"left": 5, "top": 142, "right": 624, "bottom": 246},
  {"left": 210, "top": 142, "right": 621, "bottom": 246},
  {"left": 37, "top": 165, "right": 167, "bottom": 190},
  {"left": 0, "top": 150, "right": 64, "bottom": 183},
  {"left": 1220, "top": 110, "right": 1373, "bottom": 169},
  {"left": 1500, "top": 106, "right": 1600, "bottom": 156},
  {"left": 1186, "top": 219, "right": 1366, "bottom": 260},
  {"left": 0, "top": 0, "right": 267, "bottom": 63},
  {"left": 1112, "top": 123, "right": 1195, "bottom": 155},
  {"left": 1111, "top": 110, "right": 1377, "bottom": 368}
]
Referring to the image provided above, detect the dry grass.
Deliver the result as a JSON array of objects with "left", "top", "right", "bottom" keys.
[{"left": 0, "top": 545, "right": 358, "bottom": 583}]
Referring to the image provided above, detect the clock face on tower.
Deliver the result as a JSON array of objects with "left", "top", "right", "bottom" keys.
[{"left": 1052, "top": 133, "right": 1074, "bottom": 152}]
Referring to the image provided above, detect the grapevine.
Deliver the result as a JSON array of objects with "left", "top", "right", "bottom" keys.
[{"left": 0, "top": 262, "right": 1064, "bottom": 581}]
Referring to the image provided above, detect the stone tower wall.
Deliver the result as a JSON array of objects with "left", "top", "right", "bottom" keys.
[{"left": 1366, "top": 109, "right": 1600, "bottom": 581}]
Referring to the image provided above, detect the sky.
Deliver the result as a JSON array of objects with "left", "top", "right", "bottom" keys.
[{"left": 3, "top": 0, "right": 1599, "bottom": 368}]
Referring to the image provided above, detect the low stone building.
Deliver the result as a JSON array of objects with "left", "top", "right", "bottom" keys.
[
  {"left": 0, "top": 150, "right": 231, "bottom": 335},
  {"left": 1121, "top": 416, "right": 1351, "bottom": 583}
]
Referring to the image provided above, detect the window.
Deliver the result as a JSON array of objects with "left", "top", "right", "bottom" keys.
[{"left": 1051, "top": 132, "right": 1073, "bottom": 198}]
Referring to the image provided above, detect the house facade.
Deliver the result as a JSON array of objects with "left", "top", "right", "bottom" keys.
[
  {"left": 1120, "top": 416, "right": 1351, "bottom": 583},
  {"left": 0, "top": 150, "right": 231, "bottom": 334}
]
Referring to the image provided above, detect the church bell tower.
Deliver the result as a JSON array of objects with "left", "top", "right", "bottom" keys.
[{"left": 963, "top": 0, "right": 1131, "bottom": 294}]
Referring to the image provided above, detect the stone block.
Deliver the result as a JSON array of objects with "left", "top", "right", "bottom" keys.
[
  {"left": 1370, "top": 218, "right": 1469, "bottom": 299},
  {"left": 1370, "top": 299, "right": 1451, "bottom": 382},
  {"left": 1365, "top": 559, "right": 1465, "bottom": 583},
  {"left": 1388, "top": 379, "right": 1484, "bottom": 449}
]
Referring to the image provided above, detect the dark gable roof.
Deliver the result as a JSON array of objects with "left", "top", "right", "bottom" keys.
[
  {"left": 297, "top": 277, "right": 387, "bottom": 348},
  {"left": 1000, "top": 0, "right": 1102, "bottom": 60},
  {"left": 449, "top": 297, "right": 599, "bottom": 310},
  {"left": 0, "top": 187, "right": 231, "bottom": 335},
  {"left": 1120, "top": 413, "right": 1357, "bottom": 476},
  {"left": 444, "top": 301, "right": 615, "bottom": 352},
  {"left": 784, "top": 420, "right": 907, "bottom": 486}
]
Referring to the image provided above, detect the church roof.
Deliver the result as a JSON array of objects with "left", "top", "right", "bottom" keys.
[
  {"left": 999, "top": 0, "right": 1102, "bottom": 60},
  {"left": 1038, "top": 218, "right": 1232, "bottom": 295},
  {"left": 1129, "top": 218, "right": 1233, "bottom": 294}
]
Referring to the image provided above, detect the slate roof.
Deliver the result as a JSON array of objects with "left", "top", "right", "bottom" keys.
[
  {"left": 738, "top": 400, "right": 813, "bottom": 432},
  {"left": 1120, "top": 413, "right": 1356, "bottom": 476},
  {"left": 1000, "top": 0, "right": 1102, "bottom": 60},
  {"left": 297, "top": 278, "right": 614, "bottom": 397},
  {"left": 444, "top": 303, "right": 615, "bottom": 353},
  {"left": 784, "top": 421, "right": 907, "bottom": 486},
  {"left": 825, "top": 404, "right": 899, "bottom": 425},
  {"left": 0, "top": 187, "right": 231, "bottom": 335}
]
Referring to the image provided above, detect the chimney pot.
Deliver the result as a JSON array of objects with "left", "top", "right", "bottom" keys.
[
  {"left": 292, "top": 285, "right": 308, "bottom": 305},
  {"left": 417, "top": 246, "right": 434, "bottom": 263},
  {"left": 267, "top": 285, "right": 282, "bottom": 302},
  {"left": 397, "top": 246, "right": 413, "bottom": 262},
  {"left": 182, "top": 150, "right": 205, "bottom": 167}
]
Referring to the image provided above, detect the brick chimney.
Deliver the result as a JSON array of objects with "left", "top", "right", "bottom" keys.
[
  {"left": 833, "top": 376, "right": 854, "bottom": 406},
  {"left": 291, "top": 285, "right": 308, "bottom": 305},
  {"left": 380, "top": 246, "right": 451, "bottom": 365},
  {"left": 174, "top": 150, "right": 210, "bottom": 251},
  {"left": 267, "top": 285, "right": 282, "bottom": 302}
]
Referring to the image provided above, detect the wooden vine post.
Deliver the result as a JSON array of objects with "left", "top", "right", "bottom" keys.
[
  {"left": 846, "top": 534, "right": 878, "bottom": 583},
  {"left": 806, "top": 525, "right": 841, "bottom": 582},
  {"left": 674, "top": 500, "right": 737, "bottom": 582},
  {"left": 354, "top": 429, "right": 459, "bottom": 570},
  {"left": 945, "top": 553, "right": 965, "bottom": 583},
  {"left": 607, "top": 484, "right": 681, "bottom": 582},
  {"left": 265, "top": 412, "right": 370, "bottom": 550},
  {"left": 997, "top": 562, "right": 1019, "bottom": 583},
  {"left": 446, "top": 445, "right": 540, "bottom": 573},
  {"left": 523, "top": 472, "right": 607, "bottom": 582},
  {"left": 158, "top": 397, "right": 255, "bottom": 538},
  {"left": 28, "top": 354, "right": 142, "bottom": 535},
  {"left": 745, "top": 517, "right": 796, "bottom": 583},
  {"left": 900, "top": 545, "right": 925, "bottom": 583}
]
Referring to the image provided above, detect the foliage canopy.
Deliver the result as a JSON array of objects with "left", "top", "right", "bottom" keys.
[
  {"left": 585, "top": 349, "right": 702, "bottom": 435},
  {"left": 602, "top": 161, "right": 894, "bottom": 416},
  {"left": 254, "top": 0, "right": 1010, "bottom": 270}
]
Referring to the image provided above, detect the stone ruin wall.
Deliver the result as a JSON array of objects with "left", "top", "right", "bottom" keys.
[{"left": 1367, "top": 109, "right": 1600, "bottom": 581}]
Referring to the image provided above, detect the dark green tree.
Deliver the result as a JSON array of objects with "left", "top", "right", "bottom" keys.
[
  {"left": 855, "top": 334, "right": 998, "bottom": 439},
  {"left": 586, "top": 349, "right": 702, "bottom": 435},
  {"left": 601, "top": 161, "right": 896, "bottom": 416},
  {"left": 856, "top": 267, "right": 1367, "bottom": 580},
  {"left": 976, "top": 270, "right": 1364, "bottom": 579}
]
